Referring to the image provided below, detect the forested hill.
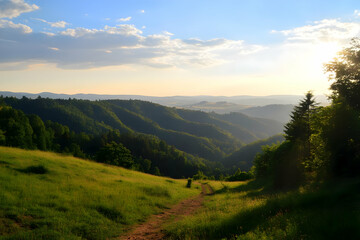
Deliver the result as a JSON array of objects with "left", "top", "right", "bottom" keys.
[
  {"left": 0, "top": 97, "right": 283, "bottom": 161},
  {"left": 222, "top": 134, "right": 284, "bottom": 172}
]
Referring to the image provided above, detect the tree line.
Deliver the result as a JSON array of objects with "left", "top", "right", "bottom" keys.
[
  {"left": 0, "top": 104, "right": 214, "bottom": 178},
  {"left": 253, "top": 39, "right": 360, "bottom": 188}
]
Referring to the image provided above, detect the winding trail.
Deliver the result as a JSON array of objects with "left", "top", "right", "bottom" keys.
[{"left": 119, "top": 183, "right": 214, "bottom": 240}]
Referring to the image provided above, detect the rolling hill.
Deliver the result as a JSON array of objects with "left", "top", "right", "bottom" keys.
[
  {"left": 239, "top": 104, "right": 294, "bottom": 123},
  {"left": 222, "top": 134, "right": 285, "bottom": 172},
  {"left": 1, "top": 97, "right": 284, "bottom": 161},
  {"left": 0, "top": 146, "right": 200, "bottom": 239},
  {"left": 180, "top": 101, "right": 250, "bottom": 114}
]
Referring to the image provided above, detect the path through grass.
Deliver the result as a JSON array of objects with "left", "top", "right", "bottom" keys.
[
  {"left": 0, "top": 147, "right": 200, "bottom": 239},
  {"left": 165, "top": 179, "right": 360, "bottom": 239}
]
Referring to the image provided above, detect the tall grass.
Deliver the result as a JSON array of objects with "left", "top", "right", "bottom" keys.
[
  {"left": 165, "top": 179, "right": 360, "bottom": 239},
  {"left": 0, "top": 146, "right": 200, "bottom": 239}
]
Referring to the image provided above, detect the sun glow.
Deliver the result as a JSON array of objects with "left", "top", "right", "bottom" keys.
[{"left": 314, "top": 42, "right": 342, "bottom": 64}]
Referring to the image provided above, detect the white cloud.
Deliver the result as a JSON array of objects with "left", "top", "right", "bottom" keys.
[
  {"left": 49, "top": 20, "right": 67, "bottom": 28},
  {"left": 33, "top": 18, "right": 68, "bottom": 28},
  {"left": 5, "top": 16, "right": 355, "bottom": 72},
  {"left": 0, "top": 0, "right": 39, "bottom": 19},
  {"left": 163, "top": 31, "right": 174, "bottom": 36},
  {"left": 249, "top": 18, "right": 360, "bottom": 93},
  {"left": 273, "top": 19, "right": 360, "bottom": 44},
  {"left": 60, "top": 27, "right": 98, "bottom": 37},
  {"left": 0, "top": 22, "right": 265, "bottom": 70},
  {"left": 0, "top": 19, "right": 31, "bottom": 33},
  {"left": 117, "top": 16, "right": 131, "bottom": 22},
  {"left": 105, "top": 24, "right": 142, "bottom": 35},
  {"left": 41, "top": 31, "right": 55, "bottom": 36},
  {"left": 140, "top": 10, "right": 145, "bottom": 13},
  {"left": 354, "top": 10, "right": 360, "bottom": 17}
]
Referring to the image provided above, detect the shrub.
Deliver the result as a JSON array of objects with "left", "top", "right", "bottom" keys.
[{"left": 186, "top": 178, "right": 192, "bottom": 188}]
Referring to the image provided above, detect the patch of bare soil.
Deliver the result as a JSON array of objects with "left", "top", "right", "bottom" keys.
[{"left": 118, "top": 183, "right": 213, "bottom": 240}]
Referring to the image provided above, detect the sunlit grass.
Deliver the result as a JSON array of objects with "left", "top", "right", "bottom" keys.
[
  {"left": 0, "top": 146, "right": 200, "bottom": 239},
  {"left": 200, "top": 180, "right": 243, "bottom": 192},
  {"left": 165, "top": 179, "right": 360, "bottom": 239}
]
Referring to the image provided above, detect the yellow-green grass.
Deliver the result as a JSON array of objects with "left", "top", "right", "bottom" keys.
[
  {"left": 199, "top": 180, "right": 242, "bottom": 192},
  {"left": 0, "top": 146, "right": 200, "bottom": 240},
  {"left": 165, "top": 179, "right": 360, "bottom": 239}
]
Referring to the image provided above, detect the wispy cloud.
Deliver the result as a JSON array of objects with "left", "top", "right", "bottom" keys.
[
  {"left": 256, "top": 17, "right": 360, "bottom": 89},
  {"left": 0, "top": 0, "right": 39, "bottom": 19},
  {"left": 33, "top": 18, "right": 68, "bottom": 28},
  {"left": 140, "top": 10, "right": 145, "bottom": 13},
  {"left": 354, "top": 10, "right": 360, "bottom": 17},
  {"left": 117, "top": 16, "right": 132, "bottom": 22},
  {"left": 272, "top": 19, "right": 360, "bottom": 44}
]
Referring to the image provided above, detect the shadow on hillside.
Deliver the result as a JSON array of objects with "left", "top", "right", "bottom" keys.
[
  {"left": 215, "top": 180, "right": 272, "bottom": 197},
  {"left": 207, "top": 178, "right": 360, "bottom": 239},
  {"left": 14, "top": 165, "right": 49, "bottom": 174}
]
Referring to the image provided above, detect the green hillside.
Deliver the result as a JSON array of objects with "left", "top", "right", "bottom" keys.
[
  {"left": 1, "top": 97, "right": 283, "bottom": 161},
  {"left": 0, "top": 146, "right": 200, "bottom": 239},
  {"left": 222, "top": 134, "right": 285, "bottom": 172},
  {"left": 0, "top": 105, "right": 213, "bottom": 178},
  {"left": 213, "top": 112, "right": 284, "bottom": 140},
  {"left": 177, "top": 109, "right": 260, "bottom": 143}
]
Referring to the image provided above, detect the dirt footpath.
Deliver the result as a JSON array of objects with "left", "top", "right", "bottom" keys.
[{"left": 119, "top": 183, "right": 213, "bottom": 240}]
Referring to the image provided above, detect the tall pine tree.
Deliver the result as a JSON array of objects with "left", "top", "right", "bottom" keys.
[{"left": 284, "top": 91, "right": 318, "bottom": 162}]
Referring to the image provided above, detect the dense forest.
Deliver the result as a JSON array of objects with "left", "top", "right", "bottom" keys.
[
  {"left": 0, "top": 94, "right": 284, "bottom": 178},
  {"left": 0, "top": 97, "right": 283, "bottom": 158},
  {"left": 0, "top": 99, "right": 281, "bottom": 179},
  {"left": 0, "top": 104, "right": 220, "bottom": 178}
]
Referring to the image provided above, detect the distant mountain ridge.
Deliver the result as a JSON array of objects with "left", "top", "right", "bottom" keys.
[
  {"left": 238, "top": 104, "right": 294, "bottom": 123},
  {"left": 0, "top": 91, "right": 329, "bottom": 107},
  {"left": 180, "top": 101, "right": 251, "bottom": 114}
]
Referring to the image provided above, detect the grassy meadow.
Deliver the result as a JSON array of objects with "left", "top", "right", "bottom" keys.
[
  {"left": 0, "top": 146, "right": 200, "bottom": 240},
  {"left": 165, "top": 179, "right": 360, "bottom": 239}
]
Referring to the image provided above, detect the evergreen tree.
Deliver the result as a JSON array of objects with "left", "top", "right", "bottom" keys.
[
  {"left": 284, "top": 91, "right": 318, "bottom": 162},
  {"left": 0, "top": 129, "right": 5, "bottom": 145},
  {"left": 28, "top": 114, "right": 48, "bottom": 150}
]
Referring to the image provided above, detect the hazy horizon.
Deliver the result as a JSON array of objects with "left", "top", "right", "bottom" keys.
[{"left": 0, "top": 90, "right": 328, "bottom": 97}]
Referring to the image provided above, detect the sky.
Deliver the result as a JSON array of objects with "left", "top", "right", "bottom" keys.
[{"left": 0, "top": 0, "right": 360, "bottom": 96}]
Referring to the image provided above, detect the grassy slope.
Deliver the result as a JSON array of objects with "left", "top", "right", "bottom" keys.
[
  {"left": 0, "top": 147, "right": 200, "bottom": 240},
  {"left": 165, "top": 179, "right": 360, "bottom": 240}
]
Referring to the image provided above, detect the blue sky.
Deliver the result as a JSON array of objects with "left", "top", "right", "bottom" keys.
[
  {"left": 20, "top": 0, "right": 359, "bottom": 42},
  {"left": 1, "top": 0, "right": 360, "bottom": 96}
]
